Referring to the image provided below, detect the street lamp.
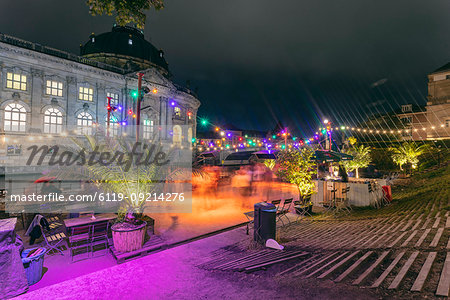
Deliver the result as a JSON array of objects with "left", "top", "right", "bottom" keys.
[{"left": 323, "top": 119, "right": 332, "bottom": 151}]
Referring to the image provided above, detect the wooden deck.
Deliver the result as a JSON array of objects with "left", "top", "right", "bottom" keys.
[{"left": 110, "top": 236, "right": 166, "bottom": 264}]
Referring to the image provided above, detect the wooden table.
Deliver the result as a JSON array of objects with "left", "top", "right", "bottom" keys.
[{"left": 64, "top": 213, "right": 117, "bottom": 228}]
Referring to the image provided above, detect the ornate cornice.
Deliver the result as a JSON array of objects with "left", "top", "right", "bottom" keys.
[
  {"left": 96, "top": 82, "right": 106, "bottom": 90},
  {"left": 66, "top": 76, "right": 77, "bottom": 84},
  {"left": 30, "top": 68, "right": 44, "bottom": 78}
]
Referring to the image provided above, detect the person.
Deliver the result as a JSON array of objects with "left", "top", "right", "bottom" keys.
[
  {"left": 263, "top": 165, "right": 273, "bottom": 202},
  {"left": 338, "top": 165, "right": 348, "bottom": 182}
]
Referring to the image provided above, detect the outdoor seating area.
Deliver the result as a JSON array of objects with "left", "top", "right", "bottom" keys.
[{"left": 243, "top": 197, "right": 314, "bottom": 234}]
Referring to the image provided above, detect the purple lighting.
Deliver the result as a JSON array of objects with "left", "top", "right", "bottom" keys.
[{"left": 170, "top": 101, "right": 176, "bottom": 106}]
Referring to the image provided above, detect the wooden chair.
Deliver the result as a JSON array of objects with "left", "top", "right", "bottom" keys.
[
  {"left": 294, "top": 200, "right": 313, "bottom": 221},
  {"left": 40, "top": 225, "right": 66, "bottom": 255},
  {"left": 368, "top": 182, "right": 382, "bottom": 209},
  {"left": 335, "top": 186, "right": 351, "bottom": 215},
  {"left": 68, "top": 225, "right": 91, "bottom": 262},
  {"left": 243, "top": 211, "right": 255, "bottom": 235},
  {"left": 47, "top": 215, "right": 63, "bottom": 230},
  {"left": 90, "top": 221, "right": 109, "bottom": 257},
  {"left": 271, "top": 199, "right": 282, "bottom": 209},
  {"left": 274, "top": 198, "right": 292, "bottom": 226}
]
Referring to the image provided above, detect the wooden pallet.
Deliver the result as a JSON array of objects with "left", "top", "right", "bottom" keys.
[{"left": 110, "top": 236, "right": 166, "bottom": 264}]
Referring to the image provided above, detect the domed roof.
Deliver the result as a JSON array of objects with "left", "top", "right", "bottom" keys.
[{"left": 80, "top": 25, "right": 168, "bottom": 71}]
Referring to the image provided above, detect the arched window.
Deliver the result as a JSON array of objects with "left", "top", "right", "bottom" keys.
[
  {"left": 105, "top": 115, "right": 119, "bottom": 137},
  {"left": 173, "top": 125, "right": 182, "bottom": 147},
  {"left": 43, "top": 108, "right": 63, "bottom": 134},
  {"left": 77, "top": 112, "right": 93, "bottom": 135},
  {"left": 143, "top": 119, "right": 154, "bottom": 139},
  {"left": 4, "top": 103, "right": 26, "bottom": 132}
]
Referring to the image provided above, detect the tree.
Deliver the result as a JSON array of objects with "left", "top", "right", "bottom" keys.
[
  {"left": 347, "top": 136, "right": 357, "bottom": 146},
  {"left": 263, "top": 159, "right": 276, "bottom": 171},
  {"left": 390, "top": 142, "right": 430, "bottom": 173},
  {"left": 275, "top": 148, "right": 317, "bottom": 203},
  {"left": 87, "top": 0, "right": 164, "bottom": 29},
  {"left": 342, "top": 144, "right": 371, "bottom": 178}
]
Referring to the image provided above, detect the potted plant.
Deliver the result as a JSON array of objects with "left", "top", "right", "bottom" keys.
[
  {"left": 69, "top": 134, "right": 176, "bottom": 253},
  {"left": 275, "top": 147, "right": 317, "bottom": 213}
]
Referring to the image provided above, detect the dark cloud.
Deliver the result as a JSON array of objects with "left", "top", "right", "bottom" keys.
[{"left": 1, "top": 0, "right": 449, "bottom": 135}]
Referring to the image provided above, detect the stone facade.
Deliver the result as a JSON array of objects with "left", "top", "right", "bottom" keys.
[
  {"left": 427, "top": 66, "right": 450, "bottom": 140},
  {"left": 0, "top": 33, "right": 200, "bottom": 166},
  {"left": 395, "top": 66, "right": 450, "bottom": 141}
]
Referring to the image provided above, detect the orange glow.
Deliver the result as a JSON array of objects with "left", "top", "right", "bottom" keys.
[
  {"left": 215, "top": 127, "right": 220, "bottom": 131},
  {"left": 152, "top": 88, "right": 158, "bottom": 94}
]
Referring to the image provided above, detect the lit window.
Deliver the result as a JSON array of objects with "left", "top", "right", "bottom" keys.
[
  {"left": 7, "top": 144, "right": 22, "bottom": 156},
  {"left": 446, "top": 119, "right": 450, "bottom": 128},
  {"left": 105, "top": 115, "right": 119, "bottom": 137},
  {"left": 106, "top": 92, "right": 119, "bottom": 106},
  {"left": 174, "top": 106, "right": 181, "bottom": 117},
  {"left": 173, "top": 125, "right": 182, "bottom": 147},
  {"left": 78, "top": 87, "right": 93, "bottom": 101},
  {"left": 43, "top": 108, "right": 63, "bottom": 134},
  {"left": 128, "top": 39, "right": 133, "bottom": 45},
  {"left": 6, "top": 72, "right": 27, "bottom": 91},
  {"left": 401, "top": 116, "right": 412, "bottom": 125},
  {"left": 46, "top": 80, "right": 63, "bottom": 97},
  {"left": 401, "top": 104, "right": 412, "bottom": 113},
  {"left": 143, "top": 119, "right": 154, "bottom": 139},
  {"left": 77, "top": 112, "right": 93, "bottom": 135},
  {"left": 4, "top": 103, "right": 26, "bottom": 132}
]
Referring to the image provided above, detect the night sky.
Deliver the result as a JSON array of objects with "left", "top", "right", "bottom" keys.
[{"left": 1, "top": 0, "right": 449, "bottom": 137}]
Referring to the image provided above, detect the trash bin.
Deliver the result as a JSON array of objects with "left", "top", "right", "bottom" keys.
[
  {"left": 21, "top": 247, "right": 46, "bottom": 285},
  {"left": 254, "top": 202, "right": 276, "bottom": 244}
]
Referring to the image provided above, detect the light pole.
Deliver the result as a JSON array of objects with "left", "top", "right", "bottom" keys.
[
  {"left": 282, "top": 127, "right": 288, "bottom": 149},
  {"left": 324, "top": 119, "right": 332, "bottom": 151},
  {"left": 106, "top": 96, "right": 111, "bottom": 137},
  {"left": 136, "top": 72, "right": 144, "bottom": 142}
]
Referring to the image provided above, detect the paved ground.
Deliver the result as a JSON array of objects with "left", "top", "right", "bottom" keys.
[
  {"left": 15, "top": 226, "right": 377, "bottom": 300},
  {"left": 15, "top": 166, "right": 449, "bottom": 299},
  {"left": 16, "top": 180, "right": 297, "bottom": 292},
  {"left": 201, "top": 165, "right": 450, "bottom": 299}
]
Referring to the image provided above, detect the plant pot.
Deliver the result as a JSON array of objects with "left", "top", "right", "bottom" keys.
[{"left": 111, "top": 221, "right": 147, "bottom": 253}]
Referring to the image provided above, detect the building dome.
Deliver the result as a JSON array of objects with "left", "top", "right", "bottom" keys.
[{"left": 80, "top": 25, "right": 168, "bottom": 73}]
